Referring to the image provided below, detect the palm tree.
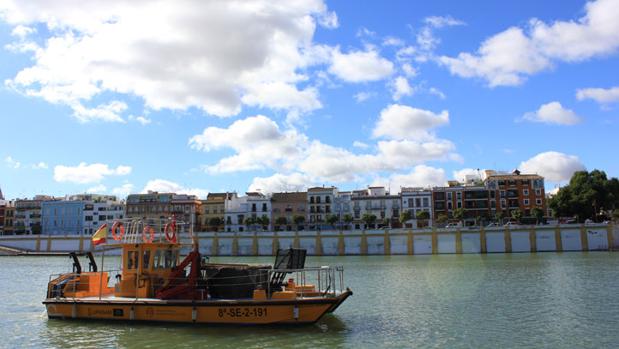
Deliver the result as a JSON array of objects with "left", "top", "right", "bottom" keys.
[
  {"left": 343, "top": 214, "right": 353, "bottom": 230},
  {"left": 416, "top": 210, "right": 430, "bottom": 228},
  {"left": 258, "top": 215, "right": 270, "bottom": 230},
  {"left": 361, "top": 213, "right": 377, "bottom": 229},
  {"left": 326, "top": 214, "right": 338, "bottom": 229},
  {"left": 399, "top": 211, "right": 412, "bottom": 227}
]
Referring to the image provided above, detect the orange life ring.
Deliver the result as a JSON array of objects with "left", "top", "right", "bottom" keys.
[
  {"left": 142, "top": 225, "right": 155, "bottom": 243},
  {"left": 164, "top": 221, "right": 177, "bottom": 243},
  {"left": 111, "top": 222, "right": 125, "bottom": 241}
]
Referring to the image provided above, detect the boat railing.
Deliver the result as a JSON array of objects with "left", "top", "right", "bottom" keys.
[
  {"left": 267, "top": 265, "right": 345, "bottom": 298},
  {"left": 47, "top": 268, "right": 122, "bottom": 300},
  {"left": 103, "top": 218, "right": 194, "bottom": 246}
]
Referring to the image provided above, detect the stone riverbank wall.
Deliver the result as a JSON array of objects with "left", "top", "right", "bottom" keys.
[{"left": 0, "top": 224, "right": 617, "bottom": 256}]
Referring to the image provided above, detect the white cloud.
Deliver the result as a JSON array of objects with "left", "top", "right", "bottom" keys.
[
  {"left": 383, "top": 36, "right": 404, "bottom": 47},
  {"left": 391, "top": 76, "right": 414, "bottom": 101},
  {"left": 353, "top": 91, "right": 374, "bottom": 103},
  {"left": 352, "top": 141, "right": 369, "bottom": 149},
  {"left": 452, "top": 168, "right": 481, "bottom": 182},
  {"left": 576, "top": 86, "right": 619, "bottom": 104},
  {"left": 373, "top": 104, "right": 449, "bottom": 140},
  {"left": 86, "top": 184, "right": 107, "bottom": 194},
  {"left": 53, "top": 163, "right": 132, "bottom": 184},
  {"left": 10, "top": 24, "right": 35, "bottom": 38},
  {"left": 401, "top": 63, "right": 417, "bottom": 78},
  {"left": 31, "top": 162, "right": 48, "bottom": 170},
  {"left": 142, "top": 179, "right": 208, "bottom": 199},
  {"left": 71, "top": 101, "right": 127, "bottom": 123},
  {"left": 428, "top": 87, "right": 446, "bottom": 99},
  {"left": 440, "top": 0, "right": 619, "bottom": 86},
  {"left": 424, "top": 16, "right": 465, "bottom": 29},
  {"left": 1, "top": 1, "right": 336, "bottom": 120},
  {"left": 329, "top": 47, "right": 394, "bottom": 82},
  {"left": 128, "top": 115, "right": 152, "bottom": 125},
  {"left": 521, "top": 101, "right": 581, "bottom": 125},
  {"left": 519, "top": 151, "right": 585, "bottom": 182},
  {"left": 112, "top": 183, "right": 134, "bottom": 198},
  {"left": 4, "top": 156, "right": 21, "bottom": 169},
  {"left": 248, "top": 173, "right": 312, "bottom": 194},
  {"left": 189, "top": 115, "right": 306, "bottom": 173},
  {"left": 241, "top": 82, "right": 321, "bottom": 113},
  {"left": 375, "top": 165, "right": 447, "bottom": 192}
]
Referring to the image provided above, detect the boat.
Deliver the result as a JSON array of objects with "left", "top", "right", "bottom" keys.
[{"left": 43, "top": 218, "right": 352, "bottom": 325}]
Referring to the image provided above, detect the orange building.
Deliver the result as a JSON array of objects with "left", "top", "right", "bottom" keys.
[
  {"left": 271, "top": 192, "right": 307, "bottom": 231},
  {"left": 484, "top": 170, "right": 546, "bottom": 218}
]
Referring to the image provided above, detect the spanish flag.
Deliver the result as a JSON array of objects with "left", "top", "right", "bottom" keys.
[{"left": 92, "top": 223, "right": 108, "bottom": 246}]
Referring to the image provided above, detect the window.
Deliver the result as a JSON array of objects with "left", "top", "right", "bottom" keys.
[
  {"left": 316, "top": 196, "right": 321, "bottom": 204},
  {"left": 447, "top": 192, "right": 452, "bottom": 200},
  {"left": 143, "top": 250, "right": 151, "bottom": 269},
  {"left": 535, "top": 189, "right": 542, "bottom": 196},
  {"left": 447, "top": 202, "right": 452, "bottom": 210},
  {"left": 524, "top": 199, "right": 530, "bottom": 206},
  {"left": 456, "top": 192, "right": 462, "bottom": 200},
  {"left": 415, "top": 198, "right": 421, "bottom": 207},
  {"left": 500, "top": 199, "right": 506, "bottom": 208},
  {"left": 423, "top": 198, "right": 429, "bottom": 207},
  {"left": 523, "top": 189, "right": 529, "bottom": 196},
  {"left": 457, "top": 202, "right": 462, "bottom": 209},
  {"left": 262, "top": 203, "right": 267, "bottom": 212},
  {"left": 127, "top": 250, "right": 138, "bottom": 269},
  {"left": 85, "top": 216, "right": 93, "bottom": 221},
  {"left": 536, "top": 199, "right": 542, "bottom": 206}
]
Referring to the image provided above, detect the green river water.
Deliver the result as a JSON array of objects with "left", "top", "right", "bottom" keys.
[{"left": 1, "top": 252, "right": 618, "bottom": 348}]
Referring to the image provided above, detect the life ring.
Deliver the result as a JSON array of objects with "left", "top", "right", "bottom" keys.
[
  {"left": 164, "top": 221, "right": 177, "bottom": 243},
  {"left": 142, "top": 225, "right": 155, "bottom": 243},
  {"left": 111, "top": 222, "right": 125, "bottom": 241}
]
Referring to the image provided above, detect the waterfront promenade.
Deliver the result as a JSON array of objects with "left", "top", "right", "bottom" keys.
[{"left": 1, "top": 224, "right": 616, "bottom": 256}]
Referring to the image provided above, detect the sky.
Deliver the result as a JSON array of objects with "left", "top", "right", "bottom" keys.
[{"left": 0, "top": 0, "right": 618, "bottom": 200}]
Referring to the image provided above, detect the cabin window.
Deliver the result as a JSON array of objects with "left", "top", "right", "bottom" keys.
[
  {"left": 143, "top": 250, "right": 151, "bottom": 269},
  {"left": 154, "top": 249, "right": 163, "bottom": 269},
  {"left": 127, "top": 251, "right": 138, "bottom": 270},
  {"left": 164, "top": 249, "right": 177, "bottom": 268}
]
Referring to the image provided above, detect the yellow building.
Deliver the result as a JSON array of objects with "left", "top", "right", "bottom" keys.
[{"left": 200, "top": 193, "right": 233, "bottom": 232}]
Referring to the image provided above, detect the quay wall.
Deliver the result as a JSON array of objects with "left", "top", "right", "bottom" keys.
[{"left": 0, "top": 224, "right": 617, "bottom": 256}]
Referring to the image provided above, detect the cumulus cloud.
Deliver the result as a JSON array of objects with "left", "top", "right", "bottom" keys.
[
  {"left": 521, "top": 101, "right": 582, "bottom": 125},
  {"left": 248, "top": 173, "right": 312, "bottom": 194},
  {"left": 241, "top": 82, "right": 321, "bottom": 113},
  {"left": 86, "top": 184, "right": 107, "bottom": 194},
  {"left": 353, "top": 91, "right": 375, "bottom": 103},
  {"left": 142, "top": 179, "right": 208, "bottom": 199},
  {"left": 31, "top": 162, "right": 48, "bottom": 170},
  {"left": 576, "top": 86, "right": 619, "bottom": 104},
  {"left": 129, "top": 115, "right": 152, "bottom": 125},
  {"left": 1, "top": 0, "right": 336, "bottom": 120},
  {"left": 329, "top": 47, "right": 394, "bottom": 82},
  {"left": 374, "top": 165, "right": 447, "bottom": 192},
  {"left": 519, "top": 151, "right": 586, "bottom": 182},
  {"left": 352, "top": 141, "right": 369, "bottom": 149},
  {"left": 191, "top": 114, "right": 459, "bottom": 184},
  {"left": 440, "top": 0, "right": 619, "bottom": 86},
  {"left": 4, "top": 156, "right": 21, "bottom": 169},
  {"left": 53, "top": 163, "right": 131, "bottom": 184},
  {"left": 390, "top": 76, "right": 414, "bottom": 101},
  {"left": 112, "top": 183, "right": 134, "bottom": 198},
  {"left": 373, "top": 104, "right": 449, "bottom": 140},
  {"left": 452, "top": 168, "right": 482, "bottom": 182}
]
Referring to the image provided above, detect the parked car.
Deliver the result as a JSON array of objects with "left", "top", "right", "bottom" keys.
[
  {"left": 486, "top": 222, "right": 499, "bottom": 228},
  {"left": 503, "top": 221, "right": 518, "bottom": 227},
  {"left": 445, "top": 223, "right": 460, "bottom": 228}
]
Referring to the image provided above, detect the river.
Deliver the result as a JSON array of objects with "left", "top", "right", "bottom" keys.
[{"left": 1, "top": 252, "right": 618, "bottom": 348}]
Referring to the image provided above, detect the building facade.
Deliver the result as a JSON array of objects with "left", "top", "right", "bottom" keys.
[
  {"left": 223, "top": 192, "right": 272, "bottom": 232},
  {"left": 14, "top": 196, "right": 57, "bottom": 234},
  {"left": 351, "top": 187, "right": 400, "bottom": 229},
  {"left": 200, "top": 193, "right": 232, "bottom": 232},
  {"left": 41, "top": 194, "right": 124, "bottom": 236},
  {"left": 484, "top": 170, "right": 546, "bottom": 219},
  {"left": 271, "top": 192, "right": 307, "bottom": 231},
  {"left": 400, "top": 187, "right": 432, "bottom": 228},
  {"left": 126, "top": 192, "right": 201, "bottom": 231},
  {"left": 307, "top": 187, "right": 337, "bottom": 230},
  {"left": 2, "top": 201, "right": 15, "bottom": 235}
]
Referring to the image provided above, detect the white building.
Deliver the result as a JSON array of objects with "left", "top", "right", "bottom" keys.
[
  {"left": 400, "top": 187, "right": 433, "bottom": 228},
  {"left": 224, "top": 192, "right": 272, "bottom": 232},
  {"left": 351, "top": 187, "right": 401, "bottom": 230}
]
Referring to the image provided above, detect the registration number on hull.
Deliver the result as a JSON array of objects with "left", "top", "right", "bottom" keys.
[{"left": 217, "top": 307, "right": 268, "bottom": 318}]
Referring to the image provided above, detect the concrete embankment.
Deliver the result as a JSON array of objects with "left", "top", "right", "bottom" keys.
[{"left": 0, "top": 224, "right": 616, "bottom": 256}]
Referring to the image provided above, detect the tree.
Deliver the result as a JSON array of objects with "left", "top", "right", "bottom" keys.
[
  {"left": 326, "top": 214, "right": 338, "bottom": 228},
  {"left": 208, "top": 217, "right": 222, "bottom": 231},
  {"left": 549, "top": 170, "right": 619, "bottom": 222},
  {"left": 531, "top": 208, "right": 544, "bottom": 224},
  {"left": 258, "top": 215, "right": 269, "bottom": 230},
  {"left": 343, "top": 214, "right": 353, "bottom": 229},
  {"left": 399, "top": 211, "right": 412, "bottom": 226},
  {"left": 293, "top": 215, "right": 305, "bottom": 230},
  {"left": 416, "top": 210, "right": 430, "bottom": 228},
  {"left": 382, "top": 217, "right": 390, "bottom": 229},
  {"left": 511, "top": 209, "right": 523, "bottom": 223},
  {"left": 436, "top": 213, "right": 448, "bottom": 224},
  {"left": 243, "top": 216, "right": 256, "bottom": 231},
  {"left": 275, "top": 216, "right": 288, "bottom": 228},
  {"left": 495, "top": 211, "right": 504, "bottom": 224},
  {"left": 453, "top": 208, "right": 465, "bottom": 224},
  {"left": 361, "top": 213, "right": 377, "bottom": 229}
]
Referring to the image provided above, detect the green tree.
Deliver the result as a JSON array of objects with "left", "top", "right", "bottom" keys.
[
  {"left": 275, "top": 216, "right": 288, "bottom": 227},
  {"left": 495, "top": 211, "right": 504, "bottom": 224},
  {"left": 399, "top": 211, "right": 412, "bottom": 225},
  {"left": 382, "top": 217, "right": 390, "bottom": 229},
  {"left": 208, "top": 217, "right": 222, "bottom": 231},
  {"left": 511, "top": 209, "right": 523, "bottom": 223},
  {"left": 343, "top": 214, "right": 353, "bottom": 229},
  {"left": 549, "top": 170, "right": 619, "bottom": 222},
  {"left": 361, "top": 213, "right": 377, "bottom": 229},
  {"left": 436, "top": 213, "right": 449, "bottom": 224},
  {"left": 453, "top": 208, "right": 465, "bottom": 224},
  {"left": 531, "top": 208, "right": 544, "bottom": 224},
  {"left": 243, "top": 216, "right": 256, "bottom": 230},
  {"left": 293, "top": 215, "right": 305, "bottom": 230},
  {"left": 416, "top": 210, "right": 430, "bottom": 228},
  {"left": 326, "top": 214, "right": 339, "bottom": 228},
  {"left": 258, "top": 215, "right": 269, "bottom": 230}
]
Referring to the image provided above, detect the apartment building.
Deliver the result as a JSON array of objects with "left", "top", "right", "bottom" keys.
[
  {"left": 41, "top": 194, "right": 124, "bottom": 235},
  {"left": 224, "top": 192, "right": 271, "bottom": 232},
  {"left": 307, "top": 186, "right": 337, "bottom": 229},
  {"left": 126, "top": 192, "right": 201, "bottom": 231},
  {"left": 351, "top": 187, "right": 400, "bottom": 229},
  {"left": 14, "top": 195, "right": 57, "bottom": 234},
  {"left": 2, "top": 201, "right": 14, "bottom": 235},
  {"left": 200, "top": 193, "right": 233, "bottom": 232},
  {"left": 400, "top": 187, "right": 432, "bottom": 228},
  {"left": 271, "top": 192, "right": 307, "bottom": 231},
  {"left": 484, "top": 170, "right": 546, "bottom": 217}
]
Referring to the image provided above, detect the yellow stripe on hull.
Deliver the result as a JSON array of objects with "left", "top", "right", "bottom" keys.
[{"left": 44, "top": 292, "right": 351, "bottom": 325}]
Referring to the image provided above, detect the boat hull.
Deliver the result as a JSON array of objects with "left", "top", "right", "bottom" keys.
[{"left": 43, "top": 291, "right": 352, "bottom": 325}]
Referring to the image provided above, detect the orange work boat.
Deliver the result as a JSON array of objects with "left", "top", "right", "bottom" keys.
[{"left": 43, "top": 219, "right": 352, "bottom": 325}]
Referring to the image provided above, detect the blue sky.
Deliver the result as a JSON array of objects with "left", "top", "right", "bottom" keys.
[{"left": 0, "top": 0, "right": 618, "bottom": 199}]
